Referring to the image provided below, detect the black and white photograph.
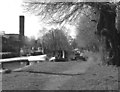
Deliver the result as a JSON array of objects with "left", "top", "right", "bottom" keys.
[{"left": 0, "top": 0, "right": 120, "bottom": 91}]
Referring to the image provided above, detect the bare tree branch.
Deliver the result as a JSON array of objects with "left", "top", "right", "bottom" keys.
[
  {"left": 23, "top": 2, "right": 87, "bottom": 24},
  {"left": 23, "top": 1, "right": 119, "bottom": 24}
]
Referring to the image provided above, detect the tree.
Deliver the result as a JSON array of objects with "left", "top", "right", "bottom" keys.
[
  {"left": 23, "top": 1, "right": 120, "bottom": 66},
  {"left": 41, "top": 28, "right": 71, "bottom": 57},
  {"left": 95, "top": 3, "right": 120, "bottom": 65},
  {"left": 70, "top": 39, "right": 78, "bottom": 49},
  {"left": 24, "top": 36, "right": 38, "bottom": 49}
]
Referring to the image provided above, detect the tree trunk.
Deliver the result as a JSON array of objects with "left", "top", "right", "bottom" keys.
[{"left": 97, "top": 5, "right": 120, "bottom": 66}]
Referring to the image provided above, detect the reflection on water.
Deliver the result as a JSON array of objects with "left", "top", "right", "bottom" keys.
[
  {"left": 0, "top": 58, "right": 44, "bottom": 71},
  {"left": 1, "top": 61, "right": 28, "bottom": 70}
]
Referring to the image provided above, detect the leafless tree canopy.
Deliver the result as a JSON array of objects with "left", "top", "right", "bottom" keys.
[
  {"left": 23, "top": 1, "right": 119, "bottom": 24},
  {"left": 23, "top": 1, "right": 102, "bottom": 24}
]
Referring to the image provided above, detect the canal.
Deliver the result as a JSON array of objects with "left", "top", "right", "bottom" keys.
[{"left": 0, "top": 60, "right": 29, "bottom": 70}]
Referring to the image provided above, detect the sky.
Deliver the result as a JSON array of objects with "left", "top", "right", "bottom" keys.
[
  {"left": 0, "top": 0, "right": 77, "bottom": 39},
  {"left": 1, "top": 0, "right": 119, "bottom": 39},
  {"left": 0, "top": 0, "right": 43, "bottom": 38}
]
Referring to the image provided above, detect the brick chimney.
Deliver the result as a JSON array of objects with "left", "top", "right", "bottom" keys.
[{"left": 19, "top": 15, "right": 25, "bottom": 47}]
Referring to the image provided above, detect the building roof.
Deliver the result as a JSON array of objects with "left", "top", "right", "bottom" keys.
[{"left": 3, "top": 34, "right": 20, "bottom": 39}]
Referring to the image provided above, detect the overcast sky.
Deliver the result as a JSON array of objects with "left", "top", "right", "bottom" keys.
[
  {"left": 0, "top": 0, "right": 43, "bottom": 38},
  {"left": 0, "top": 0, "right": 119, "bottom": 39},
  {"left": 0, "top": 0, "right": 77, "bottom": 39}
]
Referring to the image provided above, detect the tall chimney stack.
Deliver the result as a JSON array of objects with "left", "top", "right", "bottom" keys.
[
  {"left": 19, "top": 15, "right": 25, "bottom": 47},
  {"left": 19, "top": 16, "right": 24, "bottom": 36}
]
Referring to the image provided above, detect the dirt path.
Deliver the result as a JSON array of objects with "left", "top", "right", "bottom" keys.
[
  {"left": 2, "top": 52, "right": 118, "bottom": 90},
  {"left": 43, "top": 75, "right": 71, "bottom": 90},
  {"left": 42, "top": 56, "right": 96, "bottom": 90},
  {"left": 42, "top": 56, "right": 118, "bottom": 90}
]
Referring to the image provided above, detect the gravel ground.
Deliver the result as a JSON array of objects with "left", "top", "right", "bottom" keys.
[
  {"left": 2, "top": 52, "right": 119, "bottom": 90},
  {"left": 59, "top": 64, "right": 119, "bottom": 90},
  {"left": 2, "top": 72, "right": 50, "bottom": 90}
]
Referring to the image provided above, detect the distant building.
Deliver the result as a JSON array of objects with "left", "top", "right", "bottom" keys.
[
  {"left": 1, "top": 33, "right": 20, "bottom": 53},
  {"left": 3, "top": 34, "right": 20, "bottom": 39},
  {"left": 1, "top": 15, "right": 25, "bottom": 54}
]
